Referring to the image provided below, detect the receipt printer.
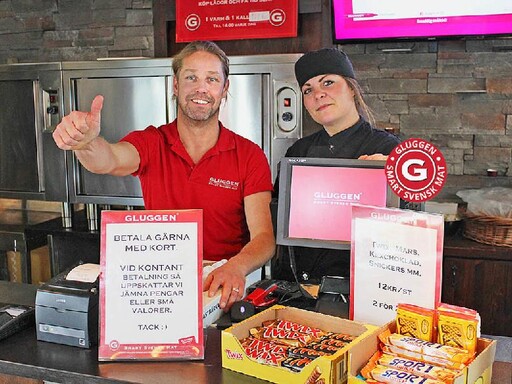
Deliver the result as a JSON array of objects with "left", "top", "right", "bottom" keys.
[{"left": 35, "top": 264, "right": 99, "bottom": 348}]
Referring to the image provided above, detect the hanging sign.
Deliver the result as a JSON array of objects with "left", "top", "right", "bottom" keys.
[
  {"left": 98, "top": 209, "right": 204, "bottom": 361},
  {"left": 176, "top": 0, "right": 298, "bottom": 43},
  {"left": 350, "top": 205, "right": 444, "bottom": 326}
]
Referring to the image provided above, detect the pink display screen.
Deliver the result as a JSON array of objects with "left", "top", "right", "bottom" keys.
[
  {"left": 332, "top": 0, "right": 512, "bottom": 42},
  {"left": 287, "top": 165, "right": 387, "bottom": 243}
]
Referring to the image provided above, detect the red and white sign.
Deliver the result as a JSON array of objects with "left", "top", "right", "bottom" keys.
[
  {"left": 98, "top": 210, "right": 204, "bottom": 361},
  {"left": 350, "top": 205, "right": 444, "bottom": 326},
  {"left": 385, "top": 138, "right": 447, "bottom": 203},
  {"left": 176, "top": 0, "right": 298, "bottom": 43},
  {"left": 288, "top": 166, "right": 388, "bottom": 242}
]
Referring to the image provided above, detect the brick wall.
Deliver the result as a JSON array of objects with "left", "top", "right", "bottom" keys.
[
  {"left": 341, "top": 40, "right": 512, "bottom": 199},
  {"left": 0, "top": 0, "right": 154, "bottom": 63},
  {"left": 0, "top": 1, "right": 510, "bottom": 199}
]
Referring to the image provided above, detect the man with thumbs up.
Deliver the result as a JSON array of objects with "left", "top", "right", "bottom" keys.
[{"left": 52, "top": 41, "right": 275, "bottom": 311}]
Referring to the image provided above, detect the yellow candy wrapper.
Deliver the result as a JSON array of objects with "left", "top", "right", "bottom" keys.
[
  {"left": 396, "top": 303, "right": 436, "bottom": 342},
  {"left": 436, "top": 303, "right": 479, "bottom": 355}
]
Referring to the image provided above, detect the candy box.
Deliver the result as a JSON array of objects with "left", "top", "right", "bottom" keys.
[
  {"left": 347, "top": 322, "right": 497, "bottom": 384},
  {"left": 221, "top": 305, "right": 379, "bottom": 384}
]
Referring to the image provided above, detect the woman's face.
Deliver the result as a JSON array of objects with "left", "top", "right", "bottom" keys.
[{"left": 301, "top": 74, "right": 359, "bottom": 131}]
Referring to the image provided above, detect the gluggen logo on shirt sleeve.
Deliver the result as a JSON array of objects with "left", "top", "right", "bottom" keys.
[{"left": 208, "top": 177, "right": 240, "bottom": 190}]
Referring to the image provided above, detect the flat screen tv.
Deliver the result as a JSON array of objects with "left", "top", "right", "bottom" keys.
[
  {"left": 276, "top": 157, "right": 400, "bottom": 250},
  {"left": 332, "top": 0, "right": 512, "bottom": 44}
]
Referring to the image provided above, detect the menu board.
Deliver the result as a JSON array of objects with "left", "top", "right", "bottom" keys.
[
  {"left": 98, "top": 210, "right": 203, "bottom": 361},
  {"left": 350, "top": 205, "right": 444, "bottom": 326}
]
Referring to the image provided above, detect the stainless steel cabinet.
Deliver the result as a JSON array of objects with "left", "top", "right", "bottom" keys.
[
  {"left": 62, "top": 59, "right": 175, "bottom": 206},
  {"left": 0, "top": 63, "right": 67, "bottom": 201},
  {"left": 62, "top": 55, "right": 302, "bottom": 207},
  {"left": 0, "top": 55, "right": 303, "bottom": 207}
]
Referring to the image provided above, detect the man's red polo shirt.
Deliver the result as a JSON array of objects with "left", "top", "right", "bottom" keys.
[{"left": 121, "top": 120, "right": 273, "bottom": 261}]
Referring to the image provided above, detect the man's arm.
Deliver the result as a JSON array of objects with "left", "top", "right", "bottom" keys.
[
  {"left": 52, "top": 95, "right": 140, "bottom": 176},
  {"left": 74, "top": 138, "right": 139, "bottom": 177},
  {"left": 204, "top": 191, "right": 276, "bottom": 311}
]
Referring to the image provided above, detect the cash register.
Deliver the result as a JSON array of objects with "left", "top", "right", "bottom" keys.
[{"left": 35, "top": 263, "right": 99, "bottom": 348}]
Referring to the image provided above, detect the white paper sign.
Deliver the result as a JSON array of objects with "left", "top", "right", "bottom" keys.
[
  {"left": 98, "top": 210, "right": 203, "bottom": 361},
  {"left": 350, "top": 205, "right": 443, "bottom": 326}
]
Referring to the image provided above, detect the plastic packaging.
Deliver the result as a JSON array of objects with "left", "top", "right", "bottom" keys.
[{"left": 456, "top": 187, "right": 512, "bottom": 218}]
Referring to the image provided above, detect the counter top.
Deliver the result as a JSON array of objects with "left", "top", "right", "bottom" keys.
[
  {"left": 0, "top": 281, "right": 37, "bottom": 307},
  {"left": 0, "top": 281, "right": 262, "bottom": 384},
  {"left": 0, "top": 281, "right": 509, "bottom": 383},
  {"left": 0, "top": 325, "right": 262, "bottom": 384},
  {"left": 0, "top": 316, "right": 509, "bottom": 384}
]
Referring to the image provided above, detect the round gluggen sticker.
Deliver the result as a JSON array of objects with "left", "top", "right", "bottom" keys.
[{"left": 385, "top": 138, "right": 447, "bottom": 203}]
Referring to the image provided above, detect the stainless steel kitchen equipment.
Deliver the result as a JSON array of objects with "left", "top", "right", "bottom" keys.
[
  {"left": 0, "top": 63, "right": 67, "bottom": 202},
  {"left": 61, "top": 54, "right": 303, "bottom": 208},
  {"left": 61, "top": 58, "right": 175, "bottom": 208},
  {"left": 223, "top": 54, "right": 303, "bottom": 180},
  {"left": 0, "top": 64, "right": 71, "bottom": 282},
  {"left": 0, "top": 55, "right": 304, "bottom": 280}
]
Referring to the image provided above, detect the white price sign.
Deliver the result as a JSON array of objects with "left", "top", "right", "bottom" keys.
[
  {"left": 350, "top": 205, "right": 443, "bottom": 326},
  {"left": 98, "top": 209, "right": 204, "bottom": 361}
]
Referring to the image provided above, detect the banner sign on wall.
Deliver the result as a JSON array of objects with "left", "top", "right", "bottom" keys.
[
  {"left": 176, "top": 0, "right": 298, "bottom": 43},
  {"left": 98, "top": 209, "right": 204, "bottom": 361},
  {"left": 350, "top": 205, "right": 444, "bottom": 326}
]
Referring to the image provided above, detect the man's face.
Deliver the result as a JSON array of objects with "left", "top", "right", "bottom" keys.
[{"left": 174, "top": 51, "right": 229, "bottom": 122}]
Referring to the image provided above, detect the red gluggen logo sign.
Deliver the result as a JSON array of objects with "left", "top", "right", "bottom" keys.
[
  {"left": 385, "top": 138, "right": 447, "bottom": 203},
  {"left": 185, "top": 14, "right": 201, "bottom": 31}
]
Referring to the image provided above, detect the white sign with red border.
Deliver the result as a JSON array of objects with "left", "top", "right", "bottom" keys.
[
  {"left": 350, "top": 205, "right": 444, "bottom": 326},
  {"left": 98, "top": 209, "right": 204, "bottom": 361}
]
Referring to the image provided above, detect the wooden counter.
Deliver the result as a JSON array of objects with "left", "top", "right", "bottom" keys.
[{"left": 442, "top": 234, "right": 512, "bottom": 336}]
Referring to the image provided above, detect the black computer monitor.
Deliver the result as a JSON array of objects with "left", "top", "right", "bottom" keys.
[{"left": 276, "top": 157, "right": 400, "bottom": 250}]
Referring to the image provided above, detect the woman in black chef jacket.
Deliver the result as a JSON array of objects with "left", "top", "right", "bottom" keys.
[{"left": 272, "top": 48, "right": 401, "bottom": 284}]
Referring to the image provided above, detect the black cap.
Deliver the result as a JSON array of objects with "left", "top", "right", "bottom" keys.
[{"left": 294, "top": 48, "right": 356, "bottom": 88}]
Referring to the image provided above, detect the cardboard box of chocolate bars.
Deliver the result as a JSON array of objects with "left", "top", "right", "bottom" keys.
[
  {"left": 221, "top": 305, "right": 379, "bottom": 384},
  {"left": 347, "top": 321, "right": 497, "bottom": 384}
]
